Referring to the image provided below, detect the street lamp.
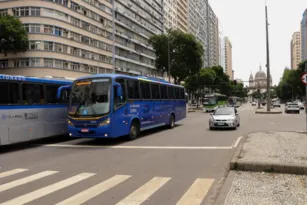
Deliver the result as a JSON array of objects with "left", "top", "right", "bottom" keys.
[
  {"left": 168, "top": 34, "right": 171, "bottom": 83},
  {"left": 265, "top": 4, "right": 271, "bottom": 111}
]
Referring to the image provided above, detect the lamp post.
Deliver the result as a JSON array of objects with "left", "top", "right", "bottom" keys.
[
  {"left": 168, "top": 34, "right": 171, "bottom": 82},
  {"left": 265, "top": 4, "right": 271, "bottom": 111}
]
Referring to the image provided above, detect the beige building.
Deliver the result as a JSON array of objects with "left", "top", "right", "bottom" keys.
[
  {"left": 291, "top": 31, "right": 302, "bottom": 70},
  {"left": 163, "top": 0, "right": 188, "bottom": 33},
  {"left": 0, "top": 0, "right": 163, "bottom": 78},
  {"left": 224, "top": 37, "right": 233, "bottom": 80}
]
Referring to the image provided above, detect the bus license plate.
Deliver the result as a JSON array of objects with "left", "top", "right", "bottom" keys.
[{"left": 81, "top": 128, "right": 89, "bottom": 133}]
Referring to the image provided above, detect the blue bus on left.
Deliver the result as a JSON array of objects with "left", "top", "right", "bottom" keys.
[{"left": 0, "top": 74, "right": 73, "bottom": 145}]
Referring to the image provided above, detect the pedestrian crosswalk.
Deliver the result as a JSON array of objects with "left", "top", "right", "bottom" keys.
[{"left": 0, "top": 168, "right": 215, "bottom": 205}]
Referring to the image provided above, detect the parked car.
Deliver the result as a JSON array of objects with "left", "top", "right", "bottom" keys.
[
  {"left": 273, "top": 101, "right": 281, "bottom": 108},
  {"left": 251, "top": 102, "right": 257, "bottom": 106},
  {"left": 209, "top": 107, "right": 240, "bottom": 130},
  {"left": 285, "top": 103, "right": 300, "bottom": 114},
  {"left": 296, "top": 101, "right": 304, "bottom": 110}
]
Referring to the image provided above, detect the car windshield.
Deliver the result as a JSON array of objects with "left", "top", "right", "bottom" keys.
[
  {"left": 214, "top": 108, "right": 235, "bottom": 115},
  {"left": 69, "top": 78, "right": 111, "bottom": 117}
]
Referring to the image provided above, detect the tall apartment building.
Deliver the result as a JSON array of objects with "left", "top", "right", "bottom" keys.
[
  {"left": 164, "top": 0, "right": 220, "bottom": 68},
  {"left": 163, "top": 0, "right": 188, "bottom": 33},
  {"left": 291, "top": 31, "right": 301, "bottom": 70},
  {"left": 301, "top": 9, "right": 307, "bottom": 62},
  {"left": 224, "top": 37, "right": 233, "bottom": 80},
  {"left": 219, "top": 30, "right": 226, "bottom": 72},
  {"left": 207, "top": 4, "right": 219, "bottom": 67},
  {"left": 0, "top": 0, "right": 163, "bottom": 78}
]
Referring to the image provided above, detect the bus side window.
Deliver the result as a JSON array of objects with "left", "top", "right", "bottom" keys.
[
  {"left": 127, "top": 80, "right": 140, "bottom": 100},
  {"left": 140, "top": 82, "right": 151, "bottom": 100},
  {"left": 175, "top": 87, "right": 180, "bottom": 99},
  {"left": 151, "top": 83, "right": 160, "bottom": 100},
  {"left": 22, "top": 83, "right": 45, "bottom": 105},
  {"left": 0, "top": 82, "right": 20, "bottom": 105},
  {"left": 114, "top": 78, "right": 127, "bottom": 110},
  {"left": 46, "top": 85, "right": 59, "bottom": 104},
  {"left": 168, "top": 86, "right": 174, "bottom": 99}
]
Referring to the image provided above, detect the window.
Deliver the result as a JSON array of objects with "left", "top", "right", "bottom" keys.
[
  {"left": 179, "top": 88, "right": 185, "bottom": 99},
  {"left": 174, "top": 87, "right": 180, "bottom": 99},
  {"left": 114, "top": 78, "right": 127, "bottom": 110},
  {"left": 151, "top": 84, "right": 160, "bottom": 99},
  {"left": 0, "top": 60, "right": 8, "bottom": 68},
  {"left": 44, "top": 58, "right": 53, "bottom": 67},
  {"left": 22, "top": 83, "right": 45, "bottom": 105},
  {"left": 29, "top": 41, "right": 40, "bottom": 50},
  {"left": 0, "top": 82, "right": 20, "bottom": 105},
  {"left": 140, "top": 82, "right": 151, "bottom": 99},
  {"left": 168, "top": 86, "right": 174, "bottom": 99},
  {"left": 160, "top": 85, "right": 167, "bottom": 99},
  {"left": 127, "top": 80, "right": 140, "bottom": 99},
  {"left": 46, "top": 85, "right": 59, "bottom": 104}
]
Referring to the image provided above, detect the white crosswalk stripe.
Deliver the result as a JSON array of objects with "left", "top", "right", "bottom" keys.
[
  {"left": 0, "top": 168, "right": 215, "bottom": 205},
  {"left": 176, "top": 178, "right": 214, "bottom": 205},
  {"left": 0, "top": 173, "right": 95, "bottom": 205},
  {"left": 0, "top": 169, "right": 28, "bottom": 179},
  {"left": 0, "top": 171, "right": 58, "bottom": 193},
  {"left": 115, "top": 177, "right": 171, "bottom": 205}
]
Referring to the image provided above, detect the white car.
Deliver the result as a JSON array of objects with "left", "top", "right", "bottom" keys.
[
  {"left": 209, "top": 107, "right": 240, "bottom": 130},
  {"left": 251, "top": 102, "right": 256, "bottom": 106},
  {"left": 285, "top": 103, "right": 300, "bottom": 114},
  {"left": 296, "top": 101, "right": 304, "bottom": 110}
]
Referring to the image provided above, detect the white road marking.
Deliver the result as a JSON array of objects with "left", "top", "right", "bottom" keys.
[
  {"left": 176, "top": 178, "right": 214, "bottom": 205},
  {"left": 43, "top": 144, "right": 233, "bottom": 150},
  {"left": 0, "top": 171, "right": 58, "bottom": 193},
  {"left": 0, "top": 173, "right": 95, "bottom": 205},
  {"left": 232, "top": 136, "right": 243, "bottom": 148},
  {"left": 56, "top": 175, "right": 131, "bottom": 205},
  {"left": 0, "top": 169, "right": 28, "bottom": 179},
  {"left": 115, "top": 177, "right": 171, "bottom": 205}
]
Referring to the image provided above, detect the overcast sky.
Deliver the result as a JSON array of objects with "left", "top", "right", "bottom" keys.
[{"left": 209, "top": 0, "right": 307, "bottom": 86}]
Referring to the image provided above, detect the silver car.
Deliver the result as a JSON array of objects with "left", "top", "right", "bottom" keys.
[{"left": 209, "top": 107, "right": 240, "bottom": 130}]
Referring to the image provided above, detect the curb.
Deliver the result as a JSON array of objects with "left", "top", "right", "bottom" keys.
[
  {"left": 213, "top": 171, "right": 236, "bottom": 205},
  {"left": 255, "top": 111, "right": 282, "bottom": 114},
  {"left": 229, "top": 136, "right": 247, "bottom": 170},
  {"left": 234, "top": 162, "right": 307, "bottom": 175}
]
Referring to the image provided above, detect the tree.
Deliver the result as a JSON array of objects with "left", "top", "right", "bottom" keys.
[
  {"left": 0, "top": 15, "right": 29, "bottom": 56},
  {"left": 149, "top": 29, "right": 203, "bottom": 84}
]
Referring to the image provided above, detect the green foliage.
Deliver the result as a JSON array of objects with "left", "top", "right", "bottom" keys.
[
  {"left": 0, "top": 15, "right": 29, "bottom": 56},
  {"left": 276, "top": 61, "right": 307, "bottom": 100},
  {"left": 149, "top": 29, "right": 203, "bottom": 84},
  {"left": 184, "top": 65, "right": 244, "bottom": 98}
]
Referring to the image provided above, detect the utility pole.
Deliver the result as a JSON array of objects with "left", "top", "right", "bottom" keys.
[
  {"left": 111, "top": 0, "right": 116, "bottom": 74},
  {"left": 265, "top": 4, "right": 271, "bottom": 111},
  {"left": 168, "top": 35, "right": 171, "bottom": 82}
]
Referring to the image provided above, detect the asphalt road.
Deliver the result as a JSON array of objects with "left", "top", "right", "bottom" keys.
[{"left": 0, "top": 103, "right": 305, "bottom": 205}]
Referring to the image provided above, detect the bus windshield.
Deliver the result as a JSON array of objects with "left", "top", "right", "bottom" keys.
[
  {"left": 69, "top": 78, "right": 111, "bottom": 117},
  {"left": 204, "top": 97, "right": 216, "bottom": 105}
]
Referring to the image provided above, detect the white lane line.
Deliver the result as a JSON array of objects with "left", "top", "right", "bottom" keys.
[
  {"left": 56, "top": 175, "right": 131, "bottom": 205},
  {"left": 0, "top": 169, "right": 28, "bottom": 179},
  {"left": 115, "top": 177, "right": 171, "bottom": 205},
  {"left": 0, "top": 171, "right": 58, "bottom": 193},
  {"left": 232, "top": 136, "right": 243, "bottom": 148},
  {"left": 176, "top": 178, "right": 214, "bottom": 205},
  {"left": 0, "top": 173, "right": 95, "bottom": 205},
  {"left": 43, "top": 144, "right": 233, "bottom": 150}
]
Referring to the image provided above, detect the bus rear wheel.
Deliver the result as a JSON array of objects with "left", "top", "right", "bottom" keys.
[
  {"left": 168, "top": 114, "right": 175, "bottom": 129},
  {"left": 128, "top": 121, "right": 140, "bottom": 140}
]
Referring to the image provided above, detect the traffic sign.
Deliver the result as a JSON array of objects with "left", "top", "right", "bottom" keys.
[{"left": 301, "top": 72, "right": 307, "bottom": 84}]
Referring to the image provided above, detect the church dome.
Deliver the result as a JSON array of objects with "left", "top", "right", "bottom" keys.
[{"left": 255, "top": 64, "right": 266, "bottom": 80}]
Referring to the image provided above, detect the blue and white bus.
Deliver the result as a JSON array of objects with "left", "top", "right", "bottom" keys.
[
  {"left": 0, "top": 74, "right": 73, "bottom": 145},
  {"left": 58, "top": 74, "right": 187, "bottom": 140}
]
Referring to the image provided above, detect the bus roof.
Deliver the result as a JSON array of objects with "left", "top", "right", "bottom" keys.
[
  {"left": 0, "top": 74, "right": 73, "bottom": 84},
  {"left": 76, "top": 74, "right": 184, "bottom": 87}
]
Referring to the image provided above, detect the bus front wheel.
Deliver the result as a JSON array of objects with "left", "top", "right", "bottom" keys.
[
  {"left": 168, "top": 114, "right": 175, "bottom": 129},
  {"left": 128, "top": 121, "right": 140, "bottom": 140}
]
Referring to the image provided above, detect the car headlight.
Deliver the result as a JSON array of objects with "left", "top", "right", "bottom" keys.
[
  {"left": 98, "top": 118, "right": 110, "bottom": 126},
  {"left": 68, "top": 119, "right": 74, "bottom": 126}
]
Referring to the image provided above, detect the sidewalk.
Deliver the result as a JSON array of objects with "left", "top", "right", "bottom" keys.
[{"left": 215, "top": 132, "right": 307, "bottom": 205}]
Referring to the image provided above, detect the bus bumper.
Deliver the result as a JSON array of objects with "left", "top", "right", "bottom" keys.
[{"left": 68, "top": 125, "right": 112, "bottom": 138}]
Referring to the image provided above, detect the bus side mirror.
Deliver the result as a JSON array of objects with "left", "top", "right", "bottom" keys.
[
  {"left": 115, "top": 83, "right": 123, "bottom": 97},
  {"left": 57, "top": 85, "right": 72, "bottom": 100}
]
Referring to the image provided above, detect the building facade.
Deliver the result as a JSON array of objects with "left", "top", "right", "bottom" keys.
[
  {"left": 224, "top": 37, "right": 233, "bottom": 80},
  {"left": 163, "top": 0, "right": 188, "bottom": 33},
  {"left": 207, "top": 4, "right": 219, "bottom": 67},
  {"left": 291, "top": 31, "right": 301, "bottom": 70},
  {"left": 219, "top": 30, "right": 226, "bottom": 72},
  {"left": 0, "top": 0, "right": 163, "bottom": 78},
  {"left": 301, "top": 9, "right": 307, "bottom": 62}
]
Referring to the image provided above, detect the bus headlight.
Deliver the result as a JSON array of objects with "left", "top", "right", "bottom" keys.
[
  {"left": 68, "top": 119, "right": 74, "bottom": 126},
  {"left": 99, "top": 118, "right": 110, "bottom": 126}
]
